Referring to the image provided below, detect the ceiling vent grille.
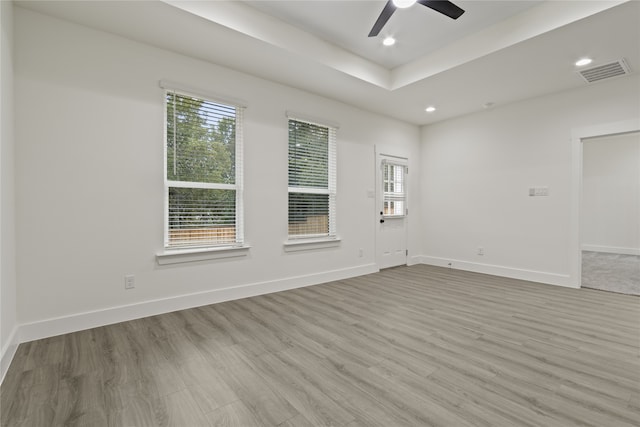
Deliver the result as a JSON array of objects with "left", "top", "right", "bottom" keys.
[{"left": 578, "top": 59, "right": 631, "bottom": 83}]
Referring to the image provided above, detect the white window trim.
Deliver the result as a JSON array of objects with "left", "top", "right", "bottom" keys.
[
  {"left": 283, "top": 237, "right": 341, "bottom": 252},
  {"left": 162, "top": 83, "right": 246, "bottom": 251},
  {"left": 160, "top": 80, "right": 247, "bottom": 109},
  {"left": 286, "top": 116, "right": 338, "bottom": 242},
  {"left": 156, "top": 245, "right": 250, "bottom": 265},
  {"left": 286, "top": 111, "right": 340, "bottom": 130}
]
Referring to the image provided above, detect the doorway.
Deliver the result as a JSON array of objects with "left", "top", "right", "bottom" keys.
[
  {"left": 581, "top": 131, "right": 640, "bottom": 295},
  {"left": 571, "top": 118, "right": 640, "bottom": 292},
  {"left": 376, "top": 154, "right": 408, "bottom": 269}
]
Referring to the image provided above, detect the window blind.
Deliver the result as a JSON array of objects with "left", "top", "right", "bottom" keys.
[
  {"left": 382, "top": 161, "right": 406, "bottom": 217},
  {"left": 165, "top": 89, "right": 243, "bottom": 248},
  {"left": 288, "top": 119, "right": 336, "bottom": 239}
]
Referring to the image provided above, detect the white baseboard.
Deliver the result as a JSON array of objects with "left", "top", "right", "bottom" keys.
[
  {"left": 407, "top": 255, "right": 422, "bottom": 266},
  {"left": 18, "top": 263, "right": 379, "bottom": 344},
  {"left": 582, "top": 245, "right": 640, "bottom": 256},
  {"left": 416, "top": 255, "right": 575, "bottom": 288},
  {"left": 1, "top": 326, "right": 20, "bottom": 385},
  {"left": 2, "top": 258, "right": 574, "bottom": 384}
]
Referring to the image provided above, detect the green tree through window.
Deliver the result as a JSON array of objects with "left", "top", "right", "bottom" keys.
[
  {"left": 288, "top": 118, "right": 336, "bottom": 239},
  {"left": 165, "top": 90, "right": 242, "bottom": 248}
]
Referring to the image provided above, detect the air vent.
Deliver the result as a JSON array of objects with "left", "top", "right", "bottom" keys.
[{"left": 578, "top": 59, "right": 631, "bottom": 83}]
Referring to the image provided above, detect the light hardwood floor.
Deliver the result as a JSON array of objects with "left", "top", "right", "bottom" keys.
[{"left": 1, "top": 265, "right": 639, "bottom": 426}]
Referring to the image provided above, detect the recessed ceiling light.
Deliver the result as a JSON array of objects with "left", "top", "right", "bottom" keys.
[
  {"left": 425, "top": 106, "right": 436, "bottom": 113},
  {"left": 483, "top": 102, "right": 495, "bottom": 109},
  {"left": 392, "top": 0, "right": 416, "bottom": 8},
  {"left": 575, "top": 58, "right": 593, "bottom": 67},
  {"left": 383, "top": 36, "right": 396, "bottom": 46}
]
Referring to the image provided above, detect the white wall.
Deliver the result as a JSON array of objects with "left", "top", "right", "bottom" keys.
[
  {"left": 582, "top": 132, "right": 640, "bottom": 255},
  {"left": 1, "top": 0, "right": 18, "bottom": 380},
  {"left": 419, "top": 74, "right": 640, "bottom": 286},
  {"left": 14, "top": 7, "right": 420, "bottom": 337}
]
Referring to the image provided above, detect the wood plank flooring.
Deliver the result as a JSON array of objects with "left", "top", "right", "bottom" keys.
[{"left": 1, "top": 264, "right": 639, "bottom": 426}]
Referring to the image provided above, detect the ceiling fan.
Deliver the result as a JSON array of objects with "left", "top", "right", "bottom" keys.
[{"left": 369, "top": 0, "right": 465, "bottom": 37}]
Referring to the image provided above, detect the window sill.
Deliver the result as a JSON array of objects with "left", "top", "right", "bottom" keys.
[
  {"left": 156, "top": 245, "right": 250, "bottom": 265},
  {"left": 283, "top": 238, "right": 341, "bottom": 252}
]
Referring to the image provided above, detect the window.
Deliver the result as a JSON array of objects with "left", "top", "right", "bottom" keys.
[
  {"left": 164, "top": 88, "right": 243, "bottom": 249},
  {"left": 382, "top": 161, "right": 406, "bottom": 217},
  {"left": 288, "top": 118, "right": 336, "bottom": 239}
]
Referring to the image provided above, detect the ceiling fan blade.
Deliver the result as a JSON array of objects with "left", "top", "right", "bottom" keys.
[
  {"left": 368, "top": 1, "right": 397, "bottom": 37},
  {"left": 417, "top": 0, "right": 465, "bottom": 20}
]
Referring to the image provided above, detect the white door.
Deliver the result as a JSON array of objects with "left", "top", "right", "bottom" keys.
[{"left": 376, "top": 154, "right": 408, "bottom": 269}]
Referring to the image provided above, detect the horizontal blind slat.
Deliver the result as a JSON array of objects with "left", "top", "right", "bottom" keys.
[
  {"left": 382, "top": 162, "right": 406, "bottom": 217},
  {"left": 167, "top": 91, "right": 236, "bottom": 185},
  {"left": 166, "top": 88, "right": 242, "bottom": 248}
]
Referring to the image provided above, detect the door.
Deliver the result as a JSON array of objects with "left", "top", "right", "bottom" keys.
[{"left": 376, "top": 154, "right": 408, "bottom": 269}]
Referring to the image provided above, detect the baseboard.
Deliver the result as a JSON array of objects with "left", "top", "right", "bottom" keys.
[
  {"left": 19, "top": 263, "right": 379, "bottom": 344},
  {"left": 1, "top": 326, "right": 20, "bottom": 385},
  {"left": 582, "top": 245, "right": 640, "bottom": 256},
  {"left": 407, "top": 255, "right": 422, "bottom": 266},
  {"left": 416, "top": 255, "right": 575, "bottom": 288}
]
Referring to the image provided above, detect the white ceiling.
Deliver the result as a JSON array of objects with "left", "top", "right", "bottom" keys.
[
  {"left": 245, "top": 1, "right": 543, "bottom": 69},
  {"left": 16, "top": 1, "right": 640, "bottom": 126}
]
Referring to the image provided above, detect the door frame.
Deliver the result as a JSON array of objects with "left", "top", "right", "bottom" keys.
[
  {"left": 570, "top": 118, "right": 640, "bottom": 288},
  {"left": 375, "top": 150, "right": 409, "bottom": 269}
]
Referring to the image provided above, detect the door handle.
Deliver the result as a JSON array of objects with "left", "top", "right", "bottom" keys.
[{"left": 380, "top": 219, "right": 385, "bottom": 223}]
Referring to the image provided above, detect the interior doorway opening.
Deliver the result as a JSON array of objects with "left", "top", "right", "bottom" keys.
[
  {"left": 572, "top": 119, "right": 640, "bottom": 293},
  {"left": 581, "top": 131, "right": 640, "bottom": 295}
]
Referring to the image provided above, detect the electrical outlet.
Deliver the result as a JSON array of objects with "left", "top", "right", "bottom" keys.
[
  {"left": 478, "top": 247, "right": 484, "bottom": 256},
  {"left": 124, "top": 275, "right": 135, "bottom": 290},
  {"left": 358, "top": 248, "right": 364, "bottom": 257}
]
